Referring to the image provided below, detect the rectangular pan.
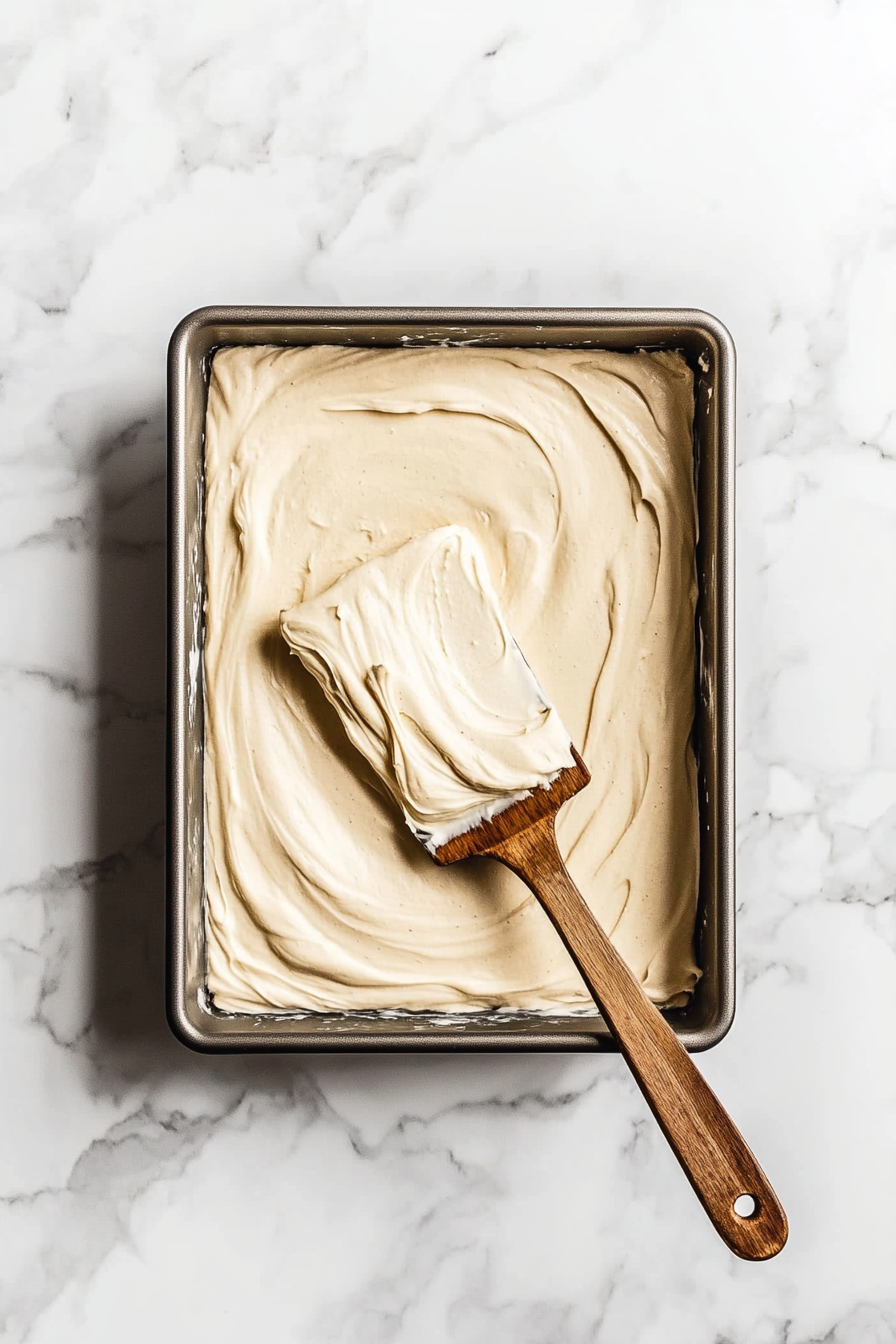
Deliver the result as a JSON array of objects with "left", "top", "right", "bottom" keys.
[{"left": 168, "top": 307, "right": 735, "bottom": 1052}]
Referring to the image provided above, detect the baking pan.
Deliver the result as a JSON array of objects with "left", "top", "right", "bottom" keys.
[{"left": 167, "top": 307, "right": 735, "bottom": 1052}]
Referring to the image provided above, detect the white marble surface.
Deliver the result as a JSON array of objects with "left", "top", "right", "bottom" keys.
[{"left": 2, "top": 0, "right": 895, "bottom": 1338}]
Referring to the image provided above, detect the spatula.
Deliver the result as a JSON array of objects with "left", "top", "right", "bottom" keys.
[
  {"left": 433, "top": 745, "right": 788, "bottom": 1261},
  {"left": 281, "top": 525, "right": 787, "bottom": 1261}
]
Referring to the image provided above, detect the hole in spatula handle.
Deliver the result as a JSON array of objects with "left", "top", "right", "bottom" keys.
[{"left": 733, "top": 1193, "right": 758, "bottom": 1219}]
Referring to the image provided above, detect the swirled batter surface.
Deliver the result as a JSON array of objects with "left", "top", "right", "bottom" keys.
[{"left": 204, "top": 344, "right": 700, "bottom": 1013}]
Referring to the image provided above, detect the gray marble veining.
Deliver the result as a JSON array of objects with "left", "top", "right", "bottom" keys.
[{"left": 2, "top": 1, "right": 895, "bottom": 1340}]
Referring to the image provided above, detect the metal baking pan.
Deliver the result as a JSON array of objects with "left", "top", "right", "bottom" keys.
[{"left": 168, "top": 307, "right": 735, "bottom": 1052}]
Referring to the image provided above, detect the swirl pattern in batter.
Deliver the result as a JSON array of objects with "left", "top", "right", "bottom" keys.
[{"left": 204, "top": 344, "right": 700, "bottom": 1013}]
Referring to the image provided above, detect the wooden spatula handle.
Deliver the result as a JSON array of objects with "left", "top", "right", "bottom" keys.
[{"left": 489, "top": 816, "right": 788, "bottom": 1261}]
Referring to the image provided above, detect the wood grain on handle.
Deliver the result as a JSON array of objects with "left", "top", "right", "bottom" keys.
[{"left": 487, "top": 815, "right": 788, "bottom": 1262}]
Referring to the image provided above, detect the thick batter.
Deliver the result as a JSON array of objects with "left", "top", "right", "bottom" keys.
[
  {"left": 204, "top": 344, "right": 700, "bottom": 1013},
  {"left": 281, "top": 525, "right": 577, "bottom": 852}
]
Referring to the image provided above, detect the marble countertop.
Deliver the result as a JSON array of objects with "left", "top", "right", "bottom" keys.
[{"left": 2, "top": 2, "right": 895, "bottom": 1340}]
